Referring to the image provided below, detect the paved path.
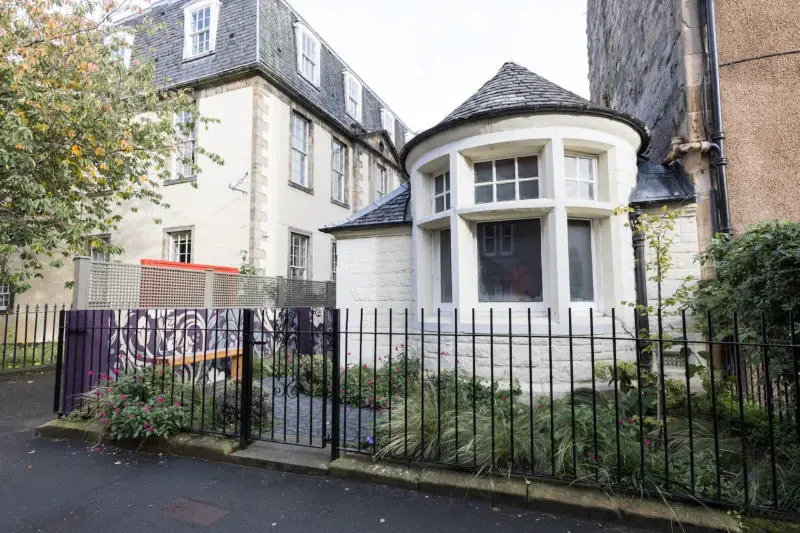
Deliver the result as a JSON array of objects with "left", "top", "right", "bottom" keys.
[
  {"left": 258, "top": 377, "right": 374, "bottom": 446},
  {"left": 0, "top": 371, "right": 654, "bottom": 533}
]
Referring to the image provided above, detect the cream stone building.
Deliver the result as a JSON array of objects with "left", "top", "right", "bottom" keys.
[
  {"left": 4, "top": 0, "right": 412, "bottom": 310},
  {"left": 323, "top": 63, "right": 683, "bottom": 389}
]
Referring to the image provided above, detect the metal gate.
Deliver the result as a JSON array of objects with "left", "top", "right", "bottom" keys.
[{"left": 238, "top": 308, "right": 339, "bottom": 452}]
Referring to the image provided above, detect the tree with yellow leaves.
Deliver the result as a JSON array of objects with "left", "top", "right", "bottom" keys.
[{"left": 0, "top": 0, "right": 221, "bottom": 291}]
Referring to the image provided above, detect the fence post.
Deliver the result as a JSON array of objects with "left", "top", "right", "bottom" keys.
[
  {"left": 53, "top": 308, "right": 66, "bottom": 415},
  {"left": 330, "top": 308, "right": 341, "bottom": 461},
  {"left": 203, "top": 269, "right": 214, "bottom": 309},
  {"left": 239, "top": 308, "right": 254, "bottom": 450},
  {"left": 72, "top": 256, "right": 91, "bottom": 310}
]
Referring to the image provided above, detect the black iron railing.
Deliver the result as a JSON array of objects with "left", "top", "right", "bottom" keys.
[
  {"left": 53, "top": 305, "right": 800, "bottom": 517},
  {"left": 1, "top": 304, "right": 68, "bottom": 373}
]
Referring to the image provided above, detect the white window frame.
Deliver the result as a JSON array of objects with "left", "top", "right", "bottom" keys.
[
  {"left": 376, "top": 164, "right": 388, "bottom": 199},
  {"left": 103, "top": 31, "right": 134, "bottom": 67},
  {"left": 0, "top": 282, "right": 12, "bottom": 312},
  {"left": 291, "top": 112, "right": 311, "bottom": 188},
  {"left": 474, "top": 218, "right": 546, "bottom": 310},
  {"left": 289, "top": 232, "right": 310, "bottom": 280},
  {"left": 167, "top": 230, "right": 193, "bottom": 263},
  {"left": 565, "top": 153, "right": 598, "bottom": 201},
  {"left": 433, "top": 171, "right": 451, "bottom": 213},
  {"left": 343, "top": 71, "right": 362, "bottom": 122},
  {"left": 331, "top": 139, "right": 347, "bottom": 203},
  {"left": 381, "top": 108, "right": 396, "bottom": 144},
  {"left": 89, "top": 234, "right": 111, "bottom": 262},
  {"left": 173, "top": 110, "right": 197, "bottom": 181},
  {"left": 473, "top": 155, "right": 540, "bottom": 204},
  {"left": 294, "top": 22, "right": 321, "bottom": 85},
  {"left": 330, "top": 241, "right": 337, "bottom": 282},
  {"left": 567, "top": 218, "right": 600, "bottom": 308},
  {"left": 182, "top": 0, "right": 220, "bottom": 60}
]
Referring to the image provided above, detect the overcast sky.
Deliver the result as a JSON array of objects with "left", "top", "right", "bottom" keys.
[{"left": 286, "top": 0, "right": 590, "bottom": 133}]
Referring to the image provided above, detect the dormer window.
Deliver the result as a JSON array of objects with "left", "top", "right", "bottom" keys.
[
  {"left": 294, "top": 23, "right": 321, "bottom": 85},
  {"left": 182, "top": 0, "right": 220, "bottom": 60},
  {"left": 381, "top": 109, "right": 395, "bottom": 144},
  {"left": 104, "top": 31, "right": 134, "bottom": 67},
  {"left": 344, "top": 71, "right": 362, "bottom": 122}
]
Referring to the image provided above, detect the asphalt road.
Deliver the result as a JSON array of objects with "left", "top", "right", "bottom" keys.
[{"left": 0, "top": 371, "right": 653, "bottom": 533}]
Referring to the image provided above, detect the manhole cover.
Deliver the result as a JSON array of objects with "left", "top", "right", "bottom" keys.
[{"left": 163, "top": 497, "right": 229, "bottom": 526}]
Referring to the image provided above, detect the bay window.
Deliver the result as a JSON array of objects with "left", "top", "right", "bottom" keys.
[
  {"left": 477, "top": 219, "right": 542, "bottom": 303},
  {"left": 474, "top": 156, "right": 539, "bottom": 204}
]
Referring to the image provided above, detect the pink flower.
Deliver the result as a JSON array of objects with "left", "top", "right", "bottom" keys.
[
  {"left": 156, "top": 396, "right": 164, "bottom": 403},
  {"left": 629, "top": 417, "right": 636, "bottom": 425},
  {"left": 440, "top": 351, "right": 445, "bottom": 356},
  {"left": 87, "top": 370, "right": 94, "bottom": 376},
  {"left": 143, "top": 405, "right": 151, "bottom": 412},
  {"left": 100, "top": 373, "right": 106, "bottom": 379},
  {"left": 147, "top": 427, "right": 153, "bottom": 433},
  {"left": 618, "top": 419, "right": 623, "bottom": 426},
  {"left": 645, "top": 439, "right": 652, "bottom": 448},
  {"left": 129, "top": 414, "right": 134, "bottom": 419},
  {"left": 100, "top": 412, "right": 106, "bottom": 417},
  {"left": 98, "top": 391, "right": 103, "bottom": 398},
  {"left": 175, "top": 402, "right": 181, "bottom": 408},
  {"left": 120, "top": 394, "right": 127, "bottom": 400},
  {"left": 114, "top": 408, "right": 120, "bottom": 414},
  {"left": 112, "top": 368, "right": 120, "bottom": 375}
]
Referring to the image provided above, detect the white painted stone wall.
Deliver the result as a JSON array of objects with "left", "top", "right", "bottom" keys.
[{"left": 334, "top": 227, "right": 637, "bottom": 394}]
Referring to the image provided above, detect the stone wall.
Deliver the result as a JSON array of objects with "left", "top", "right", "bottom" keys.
[{"left": 587, "top": 0, "right": 687, "bottom": 162}]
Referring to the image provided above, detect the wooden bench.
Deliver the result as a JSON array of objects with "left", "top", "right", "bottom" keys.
[{"left": 155, "top": 348, "right": 243, "bottom": 382}]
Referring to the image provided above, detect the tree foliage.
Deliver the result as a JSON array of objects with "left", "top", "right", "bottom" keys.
[
  {"left": 0, "top": 0, "right": 221, "bottom": 291},
  {"left": 690, "top": 220, "right": 800, "bottom": 374}
]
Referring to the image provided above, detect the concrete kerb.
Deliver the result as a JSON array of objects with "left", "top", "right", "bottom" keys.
[{"left": 36, "top": 419, "right": 741, "bottom": 533}]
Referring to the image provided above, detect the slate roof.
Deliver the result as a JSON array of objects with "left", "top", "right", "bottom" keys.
[
  {"left": 630, "top": 158, "right": 697, "bottom": 207},
  {"left": 122, "top": 0, "right": 410, "bottom": 152},
  {"left": 400, "top": 62, "right": 650, "bottom": 168},
  {"left": 321, "top": 183, "right": 411, "bottom": 233}
]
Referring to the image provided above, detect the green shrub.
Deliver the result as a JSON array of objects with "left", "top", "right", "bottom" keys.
[{"left": 84, "top": 372, "right": 186, "bottom": 440}]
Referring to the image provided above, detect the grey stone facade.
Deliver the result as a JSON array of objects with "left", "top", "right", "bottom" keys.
[{"left": 587, "top": 0, "right": 687, "bottom": 161}]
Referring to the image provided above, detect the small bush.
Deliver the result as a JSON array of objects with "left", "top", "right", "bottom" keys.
[{"left": 84, "top": 372, "right": 186, "bottom": 440}]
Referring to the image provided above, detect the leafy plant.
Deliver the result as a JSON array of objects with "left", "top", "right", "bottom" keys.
[{"left": 84, "top": 372, "right": 186, "bottom": 440}]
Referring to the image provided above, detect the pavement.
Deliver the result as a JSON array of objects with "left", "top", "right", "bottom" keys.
[{"left": 0, "top": 371, "right": 654, "bottom": 533}]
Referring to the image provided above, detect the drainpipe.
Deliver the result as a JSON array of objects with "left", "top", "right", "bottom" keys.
[
  {"left": 630, "top": 209, "right": 652, "bottom": 368},
  {"left": 703, "top": 0, "right": 732, "bottom": 235}
]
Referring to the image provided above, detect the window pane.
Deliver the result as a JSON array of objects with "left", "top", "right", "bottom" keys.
[
  {"left": 496, "top": 182, "right": 515, "bottom": 202},
  {"left": 568, "top": 220, "right": 594, "bottom": 302},
  {"left": 440, "top": 229, "right": 452, "bottom": 304},
  {"left": 581, "top": 182, "right": 594, "bottom": 200},
  {"left": 444, "top": 193, "right": 450, "bottom": 210},
  {"left": 445, "top": 172, "right": 450, "bottom": 190},
  {"left": 478, "top": 219, "right": 542, "bottom": 302},
  {"left": 474, "top": 162, "right": 493, "bottom": 183},
  {"left": 434, "top": 174, "right": 443, "bottom": 194},
  {"left": 565, "top": 156, "right": 578, "bottom": 179},
  {"left": 475, "top": 185, "right": 493, "bottom": 204},
  {"left": 566, "top": 180, "right": 579, "bottom": 198},
  {"left": 579, "top": 157, "right": 593, "bottom": 180},
  {"left": 435, "top": 196, "right": 444, "bottom": 213},
  {"left": 495, "top": 159, "right": 515, "bottom": 181},
  {"left": 519, "top": 180, "right": 539, "bottom": 199},
  {"left": 518, "top": 156, "right": 538, "bottom": 178}
]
